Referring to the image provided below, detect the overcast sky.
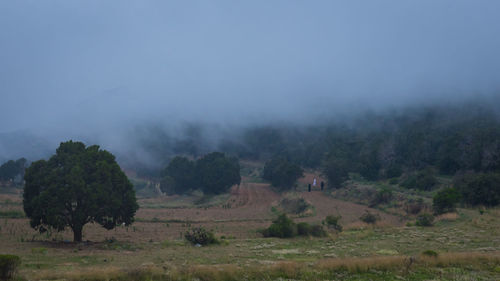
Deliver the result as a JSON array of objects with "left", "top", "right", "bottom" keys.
[{"left": 1, "top": 1, "right": 500, "bottom": 139}]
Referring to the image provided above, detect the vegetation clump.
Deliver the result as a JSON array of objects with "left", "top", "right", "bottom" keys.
[
  {"left": 185, "top": 227, "right": 218, "bottom": 245},
  {"left": 454, "top": 172, "right": 500, "bottom": 207},
  {"left": 323, "top": 215, "right": 343, "bottom": 232},
  {"left": 415, "top": 213, "right": 435, "bottom": 227},
  {"left": 262, "top": 214, "right": 326, "bottom": 238},
  {"left": 421, "top": 250, "right": 438, "bottom": 257},
  {"left": 160, "top": 152, "right": 241, "bottom": 195},
  {"left": 433, "top": 187, "right": 461, "bottom": 214},
  {"left": 0, "top": 254, "right": 21, "bottom": 280},
  {"left": 370, "top": 186, "right": 393, "bottom": 206},
  {"left": 23, "top": 141, "right": 139, "bottom": 242},
  {"left": 359, "top": 211, "right": 380, "bottom": 224},
  {"left": 0, "top": 158, "right": 27, "bottom": 186},
  {"left": 263, "top": 157, "right": 304, "bottom": 191},
  {"left": 401, "top": 168, "right": 438, "bottom": 191}
]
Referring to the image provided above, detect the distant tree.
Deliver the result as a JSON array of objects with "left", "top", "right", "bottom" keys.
[
  {"left": 433, "top": 187, "right": 461, "bottom": 214},
  {"left": 454, "top": 172, "right": 500, "bottom": 207},
  {"left": 322, "top": 157, "right": 349, "bottom": 189},
  {"left": 0, "top": 158, "right": 27, "bottom": 184},
  {"left": 196, "top": 152, "right": 241, "bottom": 195},
  {"left": 262, "top": 157, "right": 304, "bottom": 191},
  {"left": 160, "top": 156, "right": 196, "bottom": 195},
  {"left": 401, "top": 167, "right": 438, "bottom": 191},
  {"left": 23, "top": 141, "right": 138, "bottom": 242}
]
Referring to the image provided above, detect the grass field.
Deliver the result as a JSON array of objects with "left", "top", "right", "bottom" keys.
[{"left": 1, "top": 170, "right": 500, "bottom": 280}]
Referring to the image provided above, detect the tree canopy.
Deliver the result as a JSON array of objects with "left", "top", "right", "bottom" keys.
[
  {"left": 160, "top": 152, "right": 241, "bottom": 195},
  {"left": 23, "top": 141, "right": 138, "bottom": 242},
  {"left": 0, "top": 158, "right": 27, "bottom": 184},
  {"left": 263, "top": 157, "right": 304, "bottom": 191}
]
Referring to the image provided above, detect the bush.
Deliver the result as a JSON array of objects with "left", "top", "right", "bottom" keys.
[
  {"left": 421, "top": 250, "right": 438, "bottom": 257},
  {"left": 309, "top": 225, "right": 327, "bottom": 237},
  {"left": 433, "top": 187, "right": 461, "bottom": 214},
  {"left": 359, "top": 211, "right": 380, "bottom": 224},
  {"left": 454, "top": 172, "right": 500, "bottom": 207},
  {"left": 296, "top": 222, "right": 311, "bottom": 236},
  {"left": 324, "top": 215, "right": 342, "bottom": 232},
  {"left": 415, "top": 213, "right": 434, "bottom": 227},
  {"left": 0, "top": 254, "right": 21, "bottom": 280},
  {"left": 405, "top": 198, "right": 425, "bottom": 215},
  {"left": 184, "top": 227, "right": 218, "bottom": 245},
  {"left": 296, "top": 222, "right": 326, "bottom": 237},
  {"left": 401, "top": 168, "right": 438, "bottom": 191},
  {"left": 262, "top": 214, "right": 297, "bottom": 238},
  {"left": 370, "top": 186, "right": 393, "bottom": 206},
  {"left": 263, "top": 157, "right": 304, "bottom": 191}
]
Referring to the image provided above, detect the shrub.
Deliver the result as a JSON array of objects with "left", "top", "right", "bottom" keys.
[
  {"left": 184, "top": 227, "right": 218, "bottom": 245},
  {"left": 421, "top": 250, "right": 438, "bottom": 257},
  {"left": 324, "top": 215, "right": 342, "bottom": 232},
  {"left": 433, "top": 187, "right": 461, "bottom": 214},
  {"left": 0, "top": 254, "right": 21, "bottom": 280},
  {"left": 401, "top": 168, "right": 438, "bottom": 191},
  {"left": 296, "top": 222, "right": 326, "bottom": 237},
  {"left": 415, "top": 213, "right": 434, "bottom": 227},
  {"left": 310, "top": 225, "right": 327, "bottom": 237},
  {"left": 263, "top": 157, "right": 304, "bottom": 191},
  {"left": 359, "top": 211, "right": 380, "bottom": 224},
  {"left": 454, "top": 172, "right": 500, "bottom": 207},
  {"left": 262, "top": 214, "right": 297, "bottom": 238},
  {"left": 370, "top": 186, "right": 393, "bottom": 206},
  {"left": 296, "top": 222, "right": 311, "bottom": 236},
  {"left": 405, "top": 198, "right": 425, "bottom": 215}
]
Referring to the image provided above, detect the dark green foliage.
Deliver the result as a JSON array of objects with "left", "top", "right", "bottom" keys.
[
  {"left": 0, "top": 158, "right": 27, "bottom": 184},
  {"left": 370, "top": 186, "right": 393, "bottom": 206},
  {"left": 421, "top": 250, "right": 438, "bottom": 257},
  {"left": 401, "top": 168, "right": 438, "bottom": 191},
  {"left": 454, "top": 172, "right": 500, "bottom": 207},
  {"left": 0, "top": 254, "right": 21, "bottom": 280},
  {"left": 160, "top": 156, "right": 196, "bottom": 195},
  {"left": 196, "top": 152, "right": 241, "bottom": 195},
  {"left": 359, "top": 211, "right": 380, "bottom": 224},
  {"left": 264, "top": 215, "right": 325, "bottom": 238},
  {"left": 159, "top": 152, "right": 241, "bottom": 195},
  {"left": 433, "top": 187, "right": 461, "bottom": 214},
  {"left": 296, "top": 222, "right": 311, "bottom": 236},
  {"left": 322, "top": 157, "right": 350, "bottom": 189},
  {"left": 263, "top": 157, "right": 303, "bottom": 191},
  {"left": 262, "top": 214, "right": 297, "bottom": 238},
  {"left": 324, "top": 215, "right": 342, "bottom": 232},
  {"left": 416, "top": 213, "right": 435, "bottom": 226},
  {"left": 184, "top": 227, "right": 218, "bottom": 245},
  {"left": 23, "top": 141, "right": 139, "bottom": 242},
  {"left": 297, "top": 222, "right": 326, "bottom": 238},
  {"left": 405, "top": 198, "right": 425, "bottom": 215}
]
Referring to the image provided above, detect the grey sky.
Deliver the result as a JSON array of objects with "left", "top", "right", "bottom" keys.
[{"left": 1, "top": 1, "right": 500, "bottom": 141}]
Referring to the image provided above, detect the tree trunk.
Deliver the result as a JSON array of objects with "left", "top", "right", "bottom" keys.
[{"left": 73, "top": 225, "right": 83, "bottom": 242}]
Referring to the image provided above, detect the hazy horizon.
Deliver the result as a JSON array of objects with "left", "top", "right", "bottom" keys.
[{"left": 1, "top": 1, "right": 500, "bottom": 163}]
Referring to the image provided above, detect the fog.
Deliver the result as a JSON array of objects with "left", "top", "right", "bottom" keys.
[{"left": 1, "top": 1, "right": 500, "bottom": 164}]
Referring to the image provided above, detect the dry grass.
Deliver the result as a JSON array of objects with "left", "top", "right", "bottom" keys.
[
  {"left": 435, "top": 212, "right": 459, "bottom": 221},
  {"left": 24, "top": 252, "right": 500, "bottom": 281}
]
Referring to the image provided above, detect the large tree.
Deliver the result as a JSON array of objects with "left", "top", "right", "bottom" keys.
[
  {"left": 160, "top": 156, "right": 197, "bottom": 195},
  {"left": 23, "top": 141, "right": 138, "bottom": 242},
  {"left": 196, "top": 152, "right": 241, "bottom": 195},
  {"left": 263, "top": 157, "right": 304, "bottom": 191}
]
